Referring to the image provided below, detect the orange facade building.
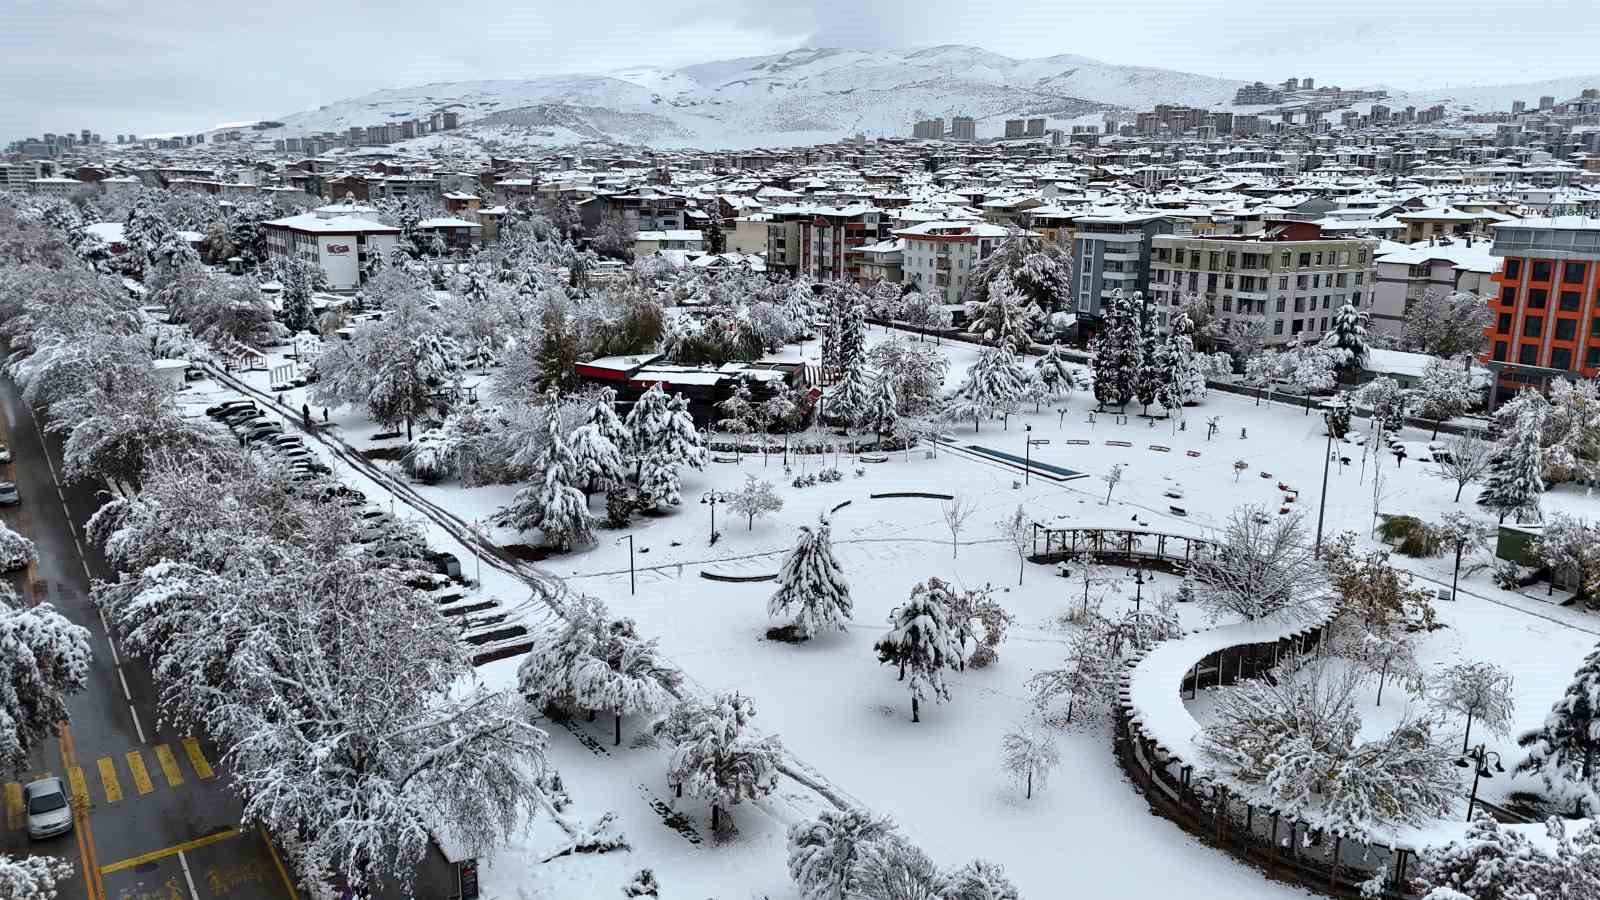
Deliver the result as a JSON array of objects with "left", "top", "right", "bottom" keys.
[{"left": 1484, "top": 217, "right": 1600, "bottom": 396}]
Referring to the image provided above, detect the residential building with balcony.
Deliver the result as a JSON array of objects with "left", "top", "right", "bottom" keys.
[
  {"left": 262, "top": 202, "right": 400, "bottom": 291},
  {"left": 1370, "top": 239, "right": 1497, "bottom": 339},
  {"left": 895, "top": 220, "right": 1023, "bottom": 304},
  {"left": 1482, "top": 217, "right": 1600, "bottom": 396},
  {"left": 1072, "top": 211, "right": 1172, "bottom": 323},
  {"left": 1148, "top": 222, "right": 1377, "bottom": 346},
  {"left": 765, "top": 204, "right": 880, "bottom": 282}
]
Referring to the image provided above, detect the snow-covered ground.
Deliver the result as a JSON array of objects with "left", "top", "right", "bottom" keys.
[{"left": 182, "top": 325, "right": 1600, "bottom": 899}]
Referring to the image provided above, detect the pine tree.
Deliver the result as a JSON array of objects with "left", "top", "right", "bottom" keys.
[
  {"left": 873, "top": 578, "right": 969, "bottom": 722},
  {"left": 587, "top": 386, "right": 633, "bottom": 458},
  {"left": 662, "top": 393, "right": 707, "bottom": 472},
  {"left": 1089, "top": 290, "right": 1141, "bottom": 411},
  {"left": 864, "top": 373, "right": 899, "bottom": 442},
  {"left": 567, "top": 419, "right": 627, "bottom": 500},
  {"left": 1321, "top": 302, "right": 1371, "bottom": 374},
  {"left": 953, "top": 346, "right": 1026, "bottom": 431},
  {"left": 1415, "top": 813, "right": 1548, "bottom": 900},
  {"left": 1517, "top": 643, "right": 1600, "bottom": 815},
  {"left": 533, "top": 301, "right": 579, "bottom": 394},
  {"left": 1159, "top": 309, "right": 1206, "bottom": 410},
  {"left": 975, "top": 274, "right": 1033, "bottom": 356},
  {"left": 839, "top": 300, "right": 868, "bottom": 373},
  {"left": 626, "top": 383, "right": 673, "bottom": 474},
  {"left": 828, "top": 362, "right": 872, "bottom": 430},
  {"left": 1478, "top": 405, "right": 1546, "bottom": 523},
  {"left": 769, "top": 517, "right": 852, "bottom": 639},
  {"left": 498, "top": 416, "right": 596, "bottom": 550},
  {"left": 1034, "top": 342, "right": 1075, "bottom": 403},
  {"left": 637, "top": 452, "right": 683, "bottom": 510},
  {"left": 1132, "top": 293, "right": 1164, "bottom": 413}
]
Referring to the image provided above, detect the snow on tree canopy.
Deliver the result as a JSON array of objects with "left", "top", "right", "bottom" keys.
[{"left": 769, "top": 516, "right": 852, "bottom": 639}]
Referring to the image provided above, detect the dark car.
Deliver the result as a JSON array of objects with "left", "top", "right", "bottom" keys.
[
  {"left": 425, "top": 551, "right": 463, "bottom": 579},
  {"left": 206, "top": 399, "right": 255, "bottom": 417},
  {"left": 0, "top": 482, "right": 19, "bottom": 506}
]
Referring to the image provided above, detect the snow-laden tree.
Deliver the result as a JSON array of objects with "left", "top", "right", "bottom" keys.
[
  {"left": 787, "top": 808, "right": 901, "bottom": 900},
  {"left": 520, "top": 594, "right": 681, "bottom": 745},
  {"left": 1242, "top": 349, "right": 1281, "bottom": 405},
  {"left": 1287, "top": 345, "right": 1338, "bottom": 408},
  {"left": 637, "top": 452, "right": 683, "bottom": 510},
  {"left": 716, "top": 377, "right": 758, "bottom": 447},
  {"left": 625, "top": 383, "right": 673, "bottom": 474},
  {"left": 729, "top": 474, "right": 784, "bottom": 531},
  {"left": 1402, "top": 290, "right": 1493, "bottom": 359},
  {"left": 874, "top": 578, "right": 970, "bottom": 722},
  {"left": 0, "top": 583, "right": 92, "bottom": 771},
  {"left": 1028, "top": 619, "right": 1118, "bottom": 727},
  {"left": 1437, "top": 431, "right": 1494, "bottom": 503},
  {"left": 311, "top": 294, "right": 461, "bottom": 440},
  {"left": 49, "top": 369, "right": 227, "bottom": 491},
  {"left": 1531, "top": 513, "right": 1600, "bottom": 605},
  {"left": 971, "top": 273, "right": 1034, "bottom": 356},
  {"left": 1089, "top": 290, "right": 1141, "bottom": 410},
  {"left": 1356, "top": 376, "right": 1409, "bottom": 432},
  {"left": 1321, "top": 302, "right": 1370, "bottom": 373},
  {"left": 1324, "top": 535, "right": 1432, "bottom": 705},
  {"left": 1414, "top": 813, "right": 1592, "bottom": 900},
  {"left": 869, "top": 337, "right": 949, "bottom": 416},
  {"left": 1478, "top": 404, "right": 1546, "bottom": 523},
  {"left": 0, "top": 854, "right": 73, "bottom": 900},
  {"left": 943, "top": 858, "right": 1022, "bottom": 900},
  {"left": 567, "top": 416, "right": 627, "bottom": 501},
  {"left": 497, "top": 413, "right": 596, "bottom": 550},
  {"left": 1228, "top": 315, "right": 1271, "bottom": 362},
  {"left": 666, "top": 692, "right": 784, "bottom": 835},
  {"left": 1199, "top": 654, "right": 1458, "bottom": 833},
  {"left": 1187, "top": 506, "right": 1331, "bottom": 623},
  {"left": 0, "top": 520, "right": 37, "bottom": 573},
  {"left": 965, "top": 233, "right": 1071, "bottom": 313},
  {"left": 768, "top": 516, "right": 851, "bottom": 640},
  {"left": 1033, "top": 343, "right": 1075, "bottom": 406},
  {"left": 1132, "top": 294, "right": 1166, "bottom": 413},
  {"left": 1428, "top": 661, "right": 1516, "bottom": 751},
  {"left": 1158, "top": 309, "right": 1207, "bottom": 410},
  {"left": 864, "top": 372, "right": 900, "bottom": 442},
  {"left": 899, "top": 290, "right": 951, "bottom": 341},
  {"left": 1000, "top": 722, "right": 1060, "bottom": 799},
  {"left": 1415, "top": 357, "right": 1481, "bottom": 438},
  {"left": 828, "top": 361, "right": 873, "bottom": 430},
  {"left": 1100, "top": 462, "right": 1124, "bottom": 505},
  {"left": 662, "top": 393, "right": 708, "bottom": 472},
  {"left": 952, "top": 346, "right": 1027, "bottom": 431},
  {"left": 1434, "top": 511, "right": 1493, "bottom": 602},
  {"left": 1518, "top": 643, "right": 1600, "bottom": 815},
  {"left": 850, "top": 837, "right": 945, "bottom": 900}
]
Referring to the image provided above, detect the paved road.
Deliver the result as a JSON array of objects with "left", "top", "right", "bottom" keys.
[{"left": 0, "top": 374, "right": 302, "bottom": 900}]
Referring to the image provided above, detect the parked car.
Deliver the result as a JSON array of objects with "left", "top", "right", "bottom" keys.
[
  {"left": 0, "top": 483, "right": 19, "bottom": 506},
  {"left": 242, "top": 426, "right": 283, "bottom": 443},
  {"left": 264, "top": 435, "right": 304, "bottom": 449},
  {"left": 0, "top": 444, "right": 12, "bottom": 463},
  {"left": 206, "top": 399, "right": 255, "bottom": 417},
  {"left": 24, "top": 777, "right": 71, "bottom": 840},
  {"left": 426, "top": 551, "right": 462, "bottom": 579}
]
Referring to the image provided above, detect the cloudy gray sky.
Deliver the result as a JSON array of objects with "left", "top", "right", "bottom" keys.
[{"left": 3, "top": 0, "right": 1590, "bottom": 143}]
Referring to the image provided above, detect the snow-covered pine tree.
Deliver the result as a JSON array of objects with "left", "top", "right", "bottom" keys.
[
  {"left": 1477, "top": 404, "right": 1546, "bottom": 523},
  {"left": 728, "top": 474, "right": 784, "bottom": 531},
  {"left": 768, "top": 516, "right": 852, "bottom": 639},
  {"left": 828, "top": 361, "right": 872, "bottom": 430},
  {"left": 1160, "top": 309, "right": 1207, "bottom": 410},
  {"left": 625, "top": 383, "right": 673, "bottom": 475},
  {"left": 1516, "top": 643, "right": 1600, "bottom": 815},
  {"left": 786, "top": 808, "right": 901, "bottom": 900},
  {"left": 662, "top": 393, "right": 708, "bottom": 472},
  {"left": 953, "top": 346, "right": 1026, "bottom": 431},
  {"left": 666, "top": 692, "right": 784, "bottom": 835},
  {"left": 1089, "top": 290, "right": 1141, "bottom": 410},
  {"left": 975, "top": 273, "right": 1033, "bottom": 356},
  {"left": 873, "top": 578, "right": 970, "bottom": 722},
  {"left": 637, "top": 452, "right": 683, "bottom": 510},
  {"left": 1321, "top": 302, "right": 1371, "bottom": 374},
  {"left": 1132, "top": 293, "right": 1165, "bottom": 413},
  {"left": 567, "top": 416, "right": 627, "bottom": 502},
  {"left": 864, "top": 373, "right": 899, "bottom": 442},
  {"left": 1414, "top": 813, "right": 1551, "bottom": 900},
  {"left": 840, "top": 299, "right": 868, "bottom": 372},
  {"left": 587, "top": 386, "right": 633, "bottom": 458},
  {"left": 497, "top": 415, "right": 596, "bottom": 550},
  {"left": 0, "top": 583, "right": 92, "bottom": 771},
  {"left": 1034, "top": 342, "right": 1075, "bottom": 403}
]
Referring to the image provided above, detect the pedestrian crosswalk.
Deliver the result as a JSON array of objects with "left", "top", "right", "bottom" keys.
[{"left": 3, "top": 739, "right": 216, "bottom": 830}]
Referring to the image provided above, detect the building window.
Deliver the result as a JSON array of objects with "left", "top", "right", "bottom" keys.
[
  {"left": 1298, "top": 253, "right": 1311, "bottom": 267},
  {"left": 1557, "top": 318, "right": 1577, "bottom": 341},
  {"left": 1552, "top": 347, "right": 1573, "bottom": 370},
  {"left": 1592, "top": 317, "right": 1600, "bottom": 338},
  {"left": 1497, "top": 312, "right": 1513, "bottom": 333},
  {"left": 1280, "top": 252, "right": 1291, "bottom": 267},
  {"left": 1564, "top": 261, "right": 1586, "bottom": 283},
  {"left": 1493, "top": 341, "right": 1508, "bottom": 362},
  {"left": 1519, "top": 344, "right": 1538, "bottom": 365},
  {"left": 1319, "top": 316, "right": 1328, "bottom": 331},
  {"left": 1292, "top": 319, "right": 1303, "bottom": 334},
  {"left": 1530, "top": 289, "right": 1547, "bottom": 308},
  {"left": 1561, "top": 291, "right": 1581, "bottom": 311},
  {"left": 1275, "top": 298, "right": 1286, "bottom": 312},
  {"left": 1532, "top": 260, "right": 1551, "bottom": 281},
  {"left": 1588, "top": 346, "right": 1600, "bottom": 368},
  {"left": 1273, "top": 320, "right": 1285, "bottom": 335},
  {"left": 1222, "top": 297, "right": 1233, "bottom": 312},
  {"left": 1294, "top": 297, "right": 1304, "bottom": 313},
  {"left": 1524, "top": 316, "right": 1543, "bottom": 338},
  {"left": 1278, "top": 275, "right": 1288, "bottom": 290},
  {"left": 1504, "top": 258, "right": 1521, "bottom": 279},
  {"left": 1500, "top": 286, "right": 1517, "bottom": 304}
]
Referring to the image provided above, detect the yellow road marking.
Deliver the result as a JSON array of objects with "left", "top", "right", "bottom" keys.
[
  {"left": 4, "top": 782, "right": 22, "bottom": 830},
  {"left": 95, "top": 757, "right": 121, "bottom": 804},
  {"left": 124, "top": 751, "right": 154, "bottom": 796},
  {"left": 98, "top": 827, "right": 242, "bottom": 875},
  {"left": 154, "top": 744, "right": 184, "bottom": 788},
  {"left": 181, "top": 737, "right": 214, "bottom": 780},
  {"left": 259, "top": 827, "right": 301, "bottom": 900},
  {"left": 67, "top": 765, "right": 89, "bottom": 810}
]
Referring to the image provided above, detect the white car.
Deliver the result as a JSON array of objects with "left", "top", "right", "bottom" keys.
[
  {"left": 0, "top": 445, "right": 12, "bottom": 463},
  {"left": 24, "top": 777, "right": 72, "bottom": 840}
]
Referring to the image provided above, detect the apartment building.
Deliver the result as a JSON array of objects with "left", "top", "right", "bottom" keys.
[
  {"left": 896, "top": 220, "right": 1021, "bottom": 304},
  {"left": 1483, "top": 217, "right": 1600, "bottom": 392},
  {"left": 1148, "top": 222, "right": 1377, "bottom": 346},
  {"left": 1370, "top": 239, "right": 1497, "bottom": 339},
  {"left": 1072, "top": 212, "right": 1173, "bottom": 322},
  {"left": 262, "top": 202, "right": 400, "bottom": 292},
  {"left": 765, "top": 204, "right": 880, "bottom": 282}
]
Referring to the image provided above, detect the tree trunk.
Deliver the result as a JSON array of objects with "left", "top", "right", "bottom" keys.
[
  {"left": 1376, "top": 657, "right": 1388, "bottom": 707},
  {"left": 911, "top": 695, "right": 920, "bottom": 723},
  {"left": 1026, "top": 769, "right": 1033, "bottom": 800},
  {"left": 615, "top": 713, "right": 622, "bottom": 747},
  {"left": 1452, "top": 545, "right": 1463, "bottom": 601},
  {"left": 711, "top": 803, "right": 720, "bottom": 833},
  {"left": 1463, "top": 710, "right": 1474, "bottom": 752},
  {"left": 1454, "top": 482, "right": 1465, "bottom": 503}
]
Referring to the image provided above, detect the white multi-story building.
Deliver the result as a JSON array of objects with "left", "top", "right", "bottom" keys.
[
  {"left": 1369, "top": 238, "right": 1497, "bottom": 339},
  {"left": 895, "top": 220, "right": 1024, "bottom": 304},
  {"left": 262, "top": 202, "right": 400, "bottom": 292}
]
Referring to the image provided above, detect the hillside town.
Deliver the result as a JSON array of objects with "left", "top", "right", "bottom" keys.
[{"left": 5, "top": 30, "right": 1600, "bottom": 900}]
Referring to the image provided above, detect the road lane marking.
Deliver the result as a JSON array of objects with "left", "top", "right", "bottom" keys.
[
  {"left": 181, "top": 737, "right": 214, "bottom": 780},
  {"left": 177, "top": 849, "right": 200, "bottom": 899},
  {"left": 259, "top": 827, "right": 301, "bottom": 900},
  {"left": 154, "top": 745, "right": 184, "bottom": 788},
  {"left": 129, "top": 704, "right": 147, "bottom": 744},
  {"left": 104, "top": 636, "right": 119, "bottom": 666},
  {"left": 95, "top": 757, "right": 121, "bottom": 803},
  {"left": 67, "top": 765, "right": 89, "bottom": 810},
  {"left": 4, "top": 781, "right": 22, "bottom": 830},
  {"left": 116, "top": 668, "right": 132, "bottom": 701},
  {"left": 124, "top": 751, "right": 154, "bottom": 796},
  {"left": 98, "top": 827, "right": 242, "bottom": 875}
]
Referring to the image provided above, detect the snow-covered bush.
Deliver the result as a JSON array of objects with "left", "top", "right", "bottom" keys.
[
  {"left": 0, "top": 521, "right": 36, "bottom": 572},
  {"left": 1187, "top": 505, "right": 1331, "bottom": 623},
  {"left": 1000, "top": 722, "right": 1060, "bottom": 799},
  {"left": 787, "top": 808, "right": 900, "bottom": 900}
]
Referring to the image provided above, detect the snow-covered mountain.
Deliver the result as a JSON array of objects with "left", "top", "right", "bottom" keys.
[
  {"left": 266, "top": 45, "right": 1600, "bottom": 150},
  {"left": 268, "top": 45, "right": 1251, "bottom": 149}
]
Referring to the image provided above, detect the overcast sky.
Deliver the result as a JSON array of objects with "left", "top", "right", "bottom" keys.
[{"left": 3, "top": 0, "right": 1591, "bottom": 143}]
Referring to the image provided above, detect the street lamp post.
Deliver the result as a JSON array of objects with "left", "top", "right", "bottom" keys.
[
  {"left": 1456, "top": 744, "right": 1504, "bottom": 821},
  {"left": 1131, "top": 565, "right": 1146, "bottom": 613},
  {"left": 1314, "top": 406, "right": 1339, "bottom": 559},
  {"left": 1023, "top": 426, "right": 1049, "bottom": 485},
  {"left": 700, "top": 491, "right": 724, "bottom": 546},
  {"left": 616, "top": 534, "right": 635, "bottom": 595}
]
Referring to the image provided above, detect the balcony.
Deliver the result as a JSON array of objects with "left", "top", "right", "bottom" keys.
[{"left": 936, "top": 257, "right": 952, "bottom": 271}]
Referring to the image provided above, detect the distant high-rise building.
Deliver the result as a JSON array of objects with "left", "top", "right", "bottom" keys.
[
  {"left": 1025, "top": 117, "right": 1046, "bottom": 137},
  {"left": 912, "top": 118, "right": 943, "bottom": 139},
  {"left": 80, "top": 129, "right": 91, "bottom": 145},
  {"left": 1004, "top": 119, "right": 1025, "bottom": 138},
  {"left": 1282, "top": 77, "right": 1300, "bottom": 92},
  {"left": 116, "top": 134, "right": 125, "bottom": 144},
  {"left": 1302, "top": 77, "right": 1314, "bottom": 90},
  {"left": 948, "top": 116, "right": 975, "bottom": 141},
  {"left": 1540, "top": 95, "right": 1556, "bottom": 110},
  {"left": 1233, "top": 81, "right": 1283, "bottom": 105},
  {"left": 1511, "top": 100, "right": 1526, "bottom": 115},
  {"left": 441, "top": 111, "right": 460, "bottom": 129}
]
